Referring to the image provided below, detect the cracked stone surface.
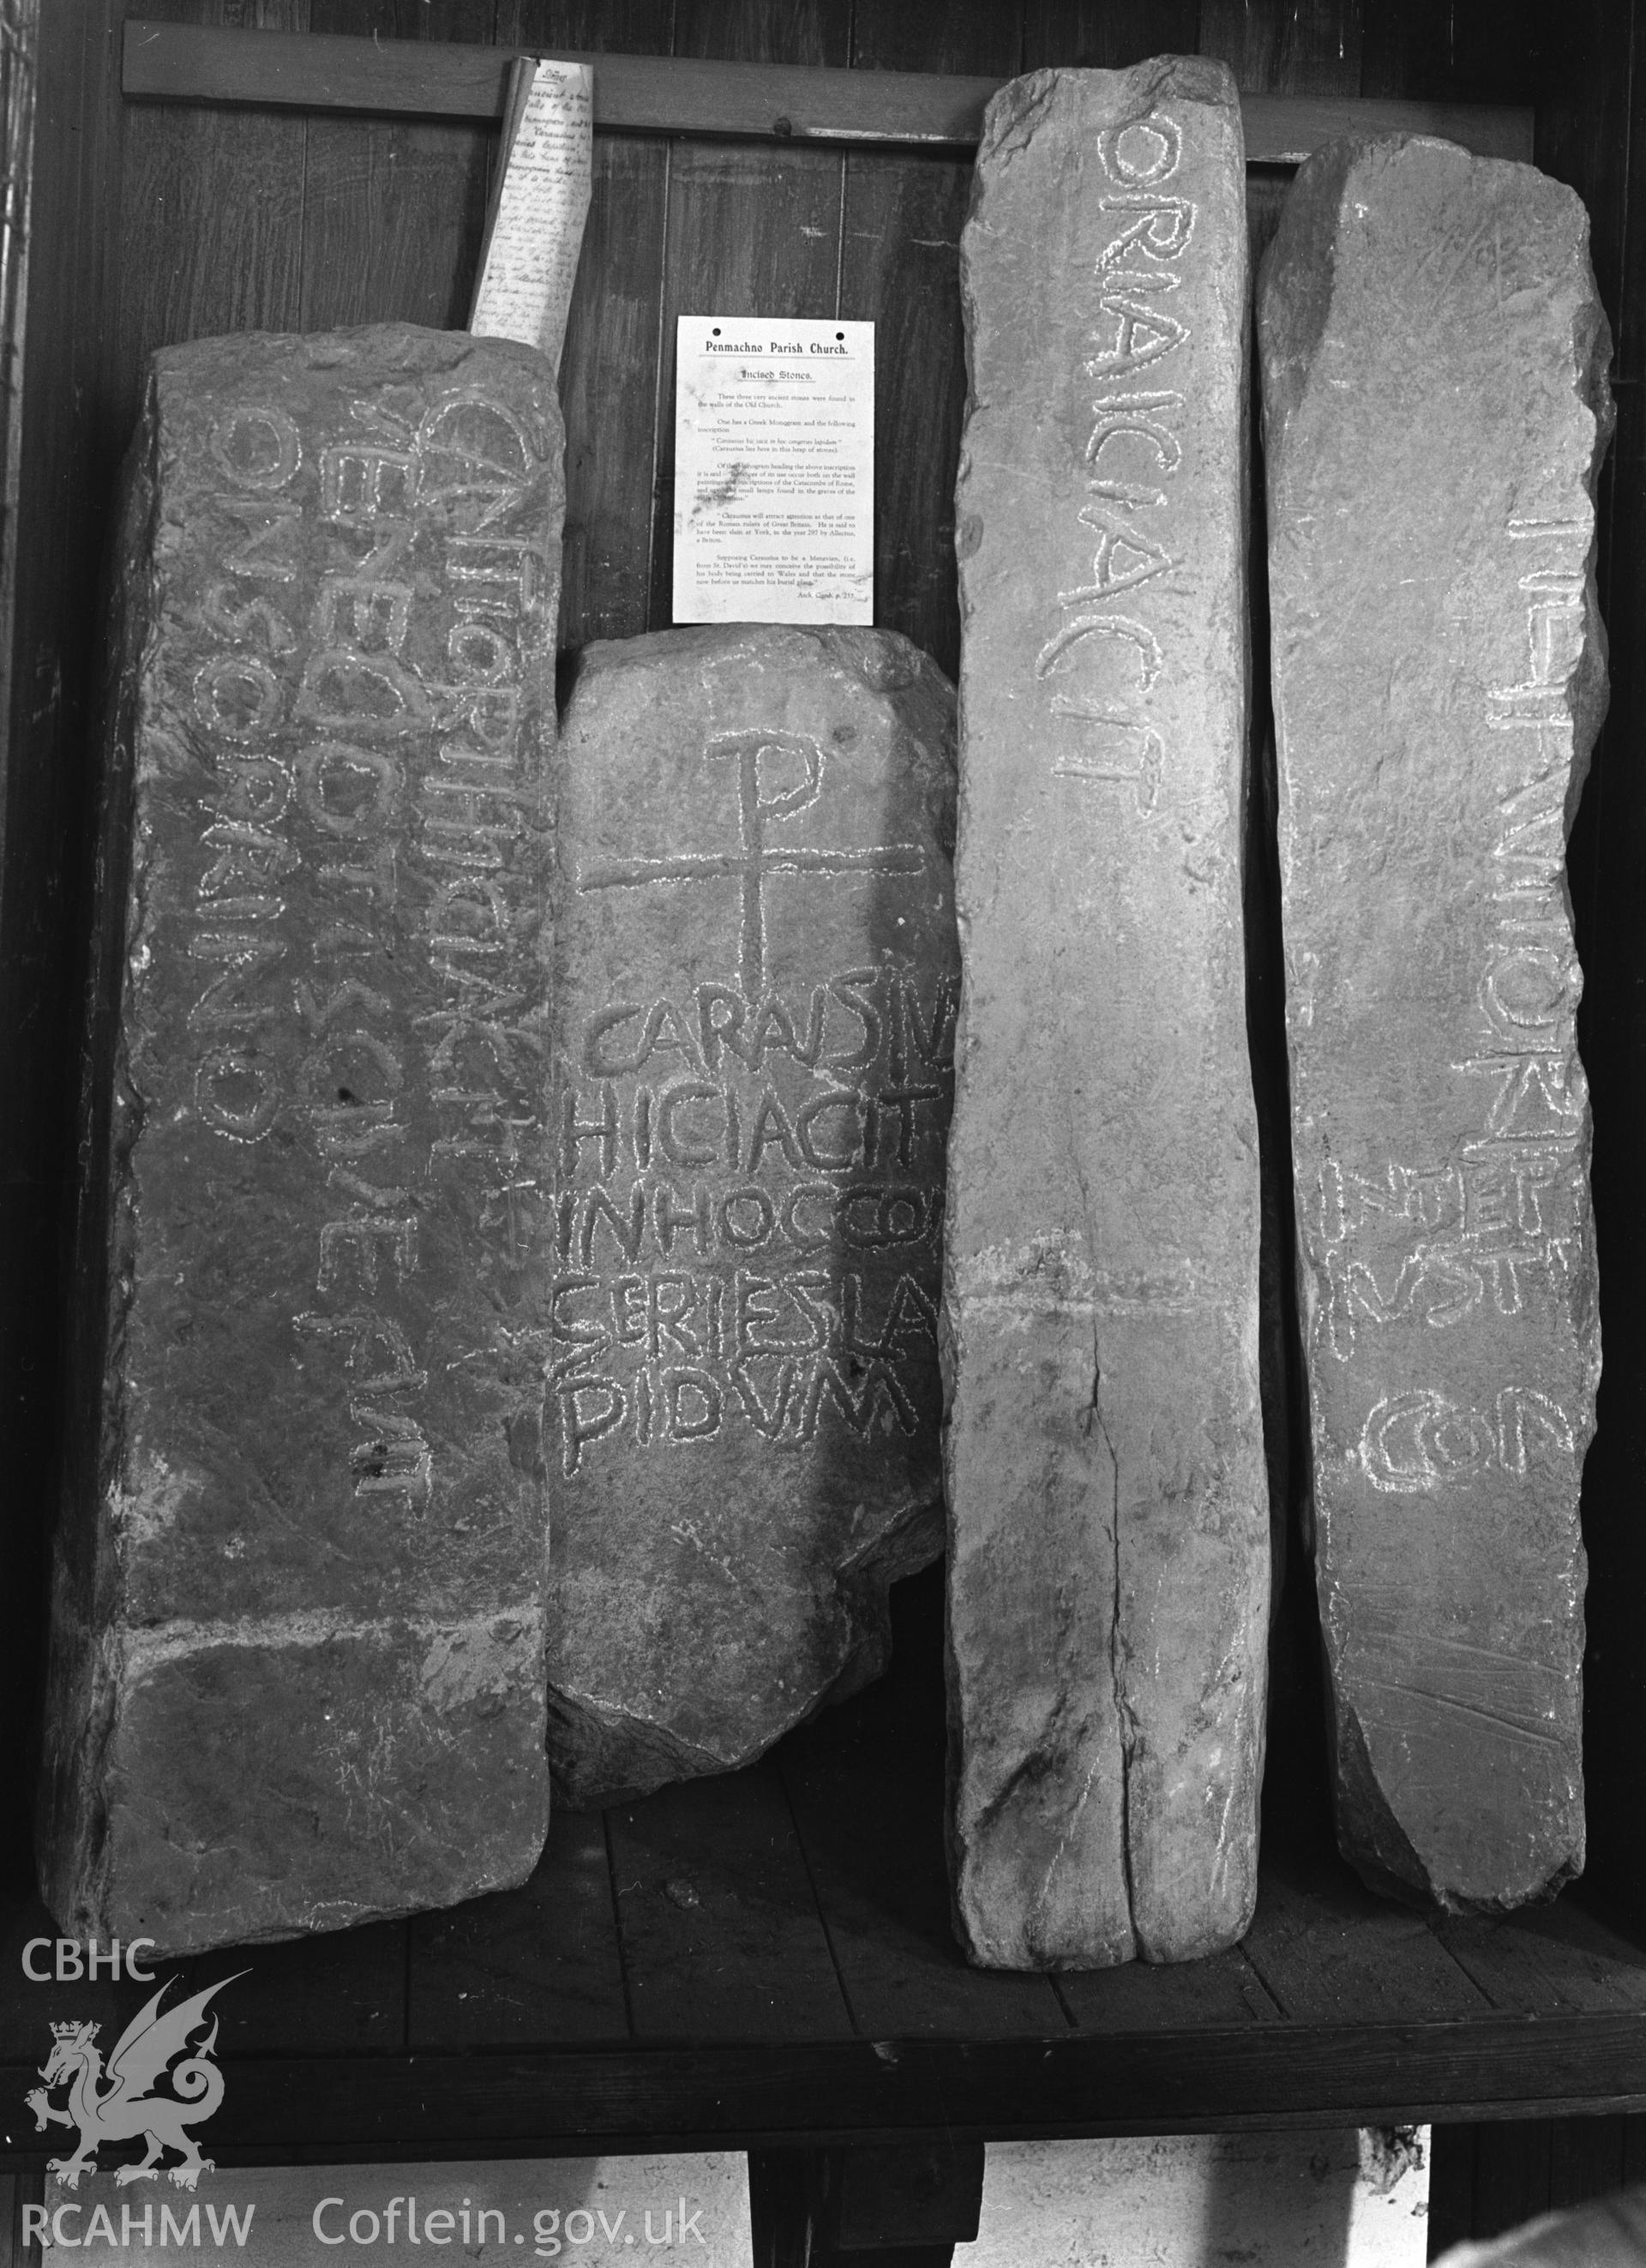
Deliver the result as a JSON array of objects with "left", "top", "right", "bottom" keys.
[
  {"left": 944, "top": 58, "right": 1270, "bottom": 1969},
  {"left": 39, "top": 325, "right": 562, "bottom": 1955},
  {"left": 1261, "top": 137, "right": 1610, "bottom": 1910},
  {"left": 545, "top": 625, "right": 958, "bottom": 1808}
]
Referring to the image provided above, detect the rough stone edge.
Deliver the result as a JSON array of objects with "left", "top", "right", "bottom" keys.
[
  {"left": 550, "top": 1495, "right": 945, "bottom": 1810},
  {"left": 39, "top": 325, "right": 563, "bottom": 1943},
  {"left": 946, "top": 57, "right": 1257, "bottom": 1972},
  {"left": 1260, "top": 136, "right": 1614, "bottom": 1913},
  {"left": 37, "top": 369, "right": 158, "bottom": 1943},
  {"left": 546, "top": 623, "right": 955, "bottom": 1810}
]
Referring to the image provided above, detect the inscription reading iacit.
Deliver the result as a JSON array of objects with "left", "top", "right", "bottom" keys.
[
  {"left": 555, "top": 729, "right": 952, "bottom": 1477},
  {"left": 1038, "top": 105, "right": 1195, "bottom": 812}
]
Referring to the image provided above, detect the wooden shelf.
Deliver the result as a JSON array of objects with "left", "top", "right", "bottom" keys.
[
  {"left": 5, "top": 1567, "right": 1644, "bottom": 2164},
  {"left": 119, "top": 21, "right": 1535, "bottom": 162},
  {"left": 3, "top": 9, "right": 1641, "bottom": 2216}
]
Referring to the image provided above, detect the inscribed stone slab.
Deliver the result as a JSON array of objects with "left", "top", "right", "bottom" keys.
[
  {"left": 547, "top": 625, "right": 957, "bottom": 1806},
  {"left": 39, "top": 324, "right": 562, "bottom": 1954},
  {"left": 946, "top": 58, "right": 1268, "bottom": 1969},
  {"left": 1260, "top": 137, "right": 1610, "bottom": 1909}
]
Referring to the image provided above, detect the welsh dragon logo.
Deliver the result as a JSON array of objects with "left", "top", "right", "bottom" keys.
[{"left": 26, "top": 1974, "right": 243, "bottom": 2191}]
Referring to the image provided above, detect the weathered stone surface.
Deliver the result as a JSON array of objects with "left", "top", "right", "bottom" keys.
[
  {"left": 945, "top": 59, "right": 1269, "bottom": 1969},
  {"left": 40, "top": 324, "right": 562, "bottom": 1953},
  {"left": 1260, "top": 137, "right": 1611, "bottom": 1909},
  {"left": 546, "top": 625, "right": 957, "bottom": 1806}
]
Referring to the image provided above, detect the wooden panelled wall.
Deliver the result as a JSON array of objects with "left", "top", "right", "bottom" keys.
[{"left": 4, "top": 0, "right": 1643, "bottom": 2249}]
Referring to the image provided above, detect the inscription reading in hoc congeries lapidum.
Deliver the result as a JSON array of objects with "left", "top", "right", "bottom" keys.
[
  {"left": 555, "top": 726, "right": 954, "bottom": 1477},
  {"left": 550, "top": 960, "right": 957, "bottom": 1478}
]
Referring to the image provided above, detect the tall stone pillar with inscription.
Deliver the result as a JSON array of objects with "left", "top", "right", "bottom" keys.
[
  {"left": 39, "top": 325, "right": 562, "bottom": 1953},
  {"left": 546, "top": 626, "right": 958, "bottom": 1803},
  {"left": 946, "top": 59, "right": 1268, "bottom": 1967},
  {"left": 1261, "top": 139, "right": 1610, "bottom": 1908}
]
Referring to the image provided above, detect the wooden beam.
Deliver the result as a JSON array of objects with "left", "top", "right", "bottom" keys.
[
  {"left": 9, "top": 2012, "right": 1646, "bottom": 2155},
  {"left": 121, "top": 22, "right": 1535, "bottom": 164}
]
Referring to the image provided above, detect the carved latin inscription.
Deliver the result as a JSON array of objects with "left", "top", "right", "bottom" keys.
[
  {"left": 946, "top": 59, "right": 1265, "bottom": 1974},
  {"left": 1261, "top": 136, "right": 1609, "bottom": 1908},
  {"left": 1038, "top": 105, "right": 1197, "bottom": 813},
  {"left": 39, "top": 327, "right": 562, "bottom": 1956},
  {"left": 544, "top": 626, "right": 959, "bottom": 1808}
]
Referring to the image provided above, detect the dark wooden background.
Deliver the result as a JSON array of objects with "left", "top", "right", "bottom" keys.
[{"left": 4, "top": 0, "right": 1644, "bottom": 2253}]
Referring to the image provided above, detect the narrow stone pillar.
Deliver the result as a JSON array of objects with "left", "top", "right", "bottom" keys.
[
  {"left": 946, "top": 58, "right": 1268, "bottom": 1968},
  {"left": 1260, "top": 137, "right": 1611, "bottom": 1908},
  {"left": 39, "top": 325, "right": 562, "bottom": 1954},
  {"left": 546, "top": 626, "right": 958, "bottom": 1806}
]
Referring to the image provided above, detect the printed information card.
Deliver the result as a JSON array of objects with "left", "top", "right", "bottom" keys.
[
  {"left": 469, "top": 57, "right": 594, "bottom": 376},
  {"left": 672, "top": 317, "right": 874, "bottom": 625}
]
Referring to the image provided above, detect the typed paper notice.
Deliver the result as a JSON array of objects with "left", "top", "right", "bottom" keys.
[
  {"left": 672, "top": 318, "right": 874, "bottom": 626},
  {"left": 469, "top": 57, "right": 593, "bottom": 375}
]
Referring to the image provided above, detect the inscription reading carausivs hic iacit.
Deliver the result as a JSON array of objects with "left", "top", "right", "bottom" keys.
[{"left": 552, "top": 729, "right": 952, "bottom": 1477}]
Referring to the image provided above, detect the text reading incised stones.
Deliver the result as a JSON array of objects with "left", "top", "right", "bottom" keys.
[
  {"left": 39, "top": 327, "right": 562, "bottom": 1956},
  {"left": 545, "top": 628, "right": 958, "bottom": 1808},
  {"left": 946, "top": 59, "right": 1268, "bottom": 1973},
  {"left": 1261, "top": 137, "right": 1609, "bottom": 1909}
]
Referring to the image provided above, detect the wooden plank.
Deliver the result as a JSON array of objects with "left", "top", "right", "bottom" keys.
[
  {"left": 676, "top": 0, "right": 850, "bottom": 68},
  {"left": 2, "top": 2172, "right": 44, "bottom": 2268},
  {"left": 120, "top": 23, "right": 1537, "bottom": 159},
  {"left": 1426, "top": 2125, "right": 1479, "bottom": 2259},
  {"left": 640, "top": 0, "right": 846, "bottom": 627},
  {"left": 5, "top": 1885, "right": 402, "bottom": 2068},
  {"left": 1624, "top": 2110, "right": 1646, "bottom": 2188},
  {"left": 0, "top": 1896, "right": 136, "bottom": 2066},
  {"left": 0, "top": 0, "right": 117, "bottom": 1902},
  {"left": 1238, "top": 1833, "right": 1495, "bottom": 2026},
  {"left": 4, "top": 1898, "right": 407, "bottom": 2106},
  {"left": 1058, "top": 1946, "right": 1282, "bottom": 2035},
  {"left": 299, "top": 0, "right": 493, "bottom": 335},
  {"left": 407, "top": 1808, "right": 631, "bottom": 2047},
  {"left": 644, "top": 137, "right": 843, "bottom": 624},
  {"left": 112, "top": 0, "right": 309, "bottom": 417},
  {"left": 504, "top": 3, "right": 670, "bottom": 647},
  {"left": 834, "top": 7, "right": 1003, "bottom": 685},
  {"left": 1537, "top": 0, "right": 1632, "bottom": 380},
  {"left": 777, "top": 1573, "right": 1068, "bottom": 2043},
  {"left": 1548, "top": 2112, "right": 1627, "bottom": 2210},
  {"left": 1571, "top": 394, "right": 1646, "bottom": 1928},
  {"left": 559, "top": 130, "right": 669, "bottom": 646},
  {"left": 0, "top": 0, "right": 40, "bottom": 813},
  {"left": 849, "top": 0, "right": 1018, "bottom": 78},
  {"left": 823, "top": 2137, "right": 985, "bottom": 2248},
  {"left": 504, "top": 1, "right": 672, "bottom": 46},
  {"left": 9, "top": 2014, "right": 1646, "bottom": 2155},
  {"left": 606, "top": 1763, "right": 855, "bottom": 2043},
  {"left": 1022, "top": 0, "right": 1198, "bottom": 69},
  {"left": 1471, "top": 2118, "right": 1554, "bottom": 2242},
  {"left": 298, "top": 109, "right": 490, "bottom": 329},
  {"left": 175, "top": 1922, "right": 410, "bottom": 2054},
  {"left": 1201, "top": 0, "right": 1363, "bottom": 99},
  {"left": 1434, "top": 1898, "right": 1646, "bottom": 2019},
  {"left": 747, "top": 2149, "right": 814, "bottom": 2268}
]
